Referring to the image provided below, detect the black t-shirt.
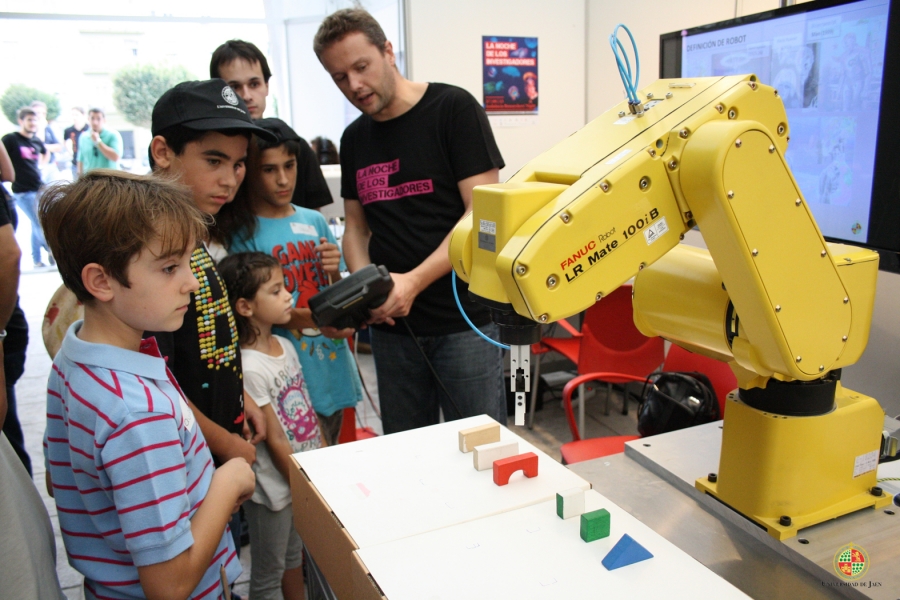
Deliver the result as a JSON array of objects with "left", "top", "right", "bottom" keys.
[
  {"left": 1, "top": 133, "right": 45, "bottom": 193},
  {"left": 340, "top": 83, "right": 505, "bottom": 336},
  {"left": 63, "top": 124, "right": 89, "bottom": 164},
  {"left": 144, "top": 245, "right": 244, "bottom": 449},
  {"left": 291, "top": 136, "right": 333, "bottom": 210}
]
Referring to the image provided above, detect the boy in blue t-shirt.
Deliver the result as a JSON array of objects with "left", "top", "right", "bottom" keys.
[
  {"left": 223, "top": 118, "right": 362, "bottom": 444},
  {"left": 40, "top": 171, "right": 256, "bottom": 599}
]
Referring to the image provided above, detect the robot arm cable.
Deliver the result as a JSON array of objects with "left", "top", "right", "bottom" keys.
[{"left": 610, "top": 24, "right": 641, "bottom": 108}]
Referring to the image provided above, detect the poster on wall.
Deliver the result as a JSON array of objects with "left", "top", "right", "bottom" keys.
[{"left": 483, "top": 36, "right": 538, "bottom": 114}]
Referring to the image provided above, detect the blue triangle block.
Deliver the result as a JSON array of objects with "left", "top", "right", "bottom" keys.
[{"left": 601, "top": 534, "right": 654, "bottom": 570}]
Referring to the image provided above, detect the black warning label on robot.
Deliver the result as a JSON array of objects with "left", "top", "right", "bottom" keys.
[{"left": 478, "top": 232, "right": 496, "bottom": 252}]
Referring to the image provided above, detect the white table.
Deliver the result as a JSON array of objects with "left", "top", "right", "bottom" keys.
[{"left": 354, "top": 489, "right": 750, "bottom": 599}]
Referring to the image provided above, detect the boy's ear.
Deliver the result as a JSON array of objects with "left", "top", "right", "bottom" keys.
[
  {"left": 150, "top": 135, "right": 175, "bottom": 170},
  {"left": 81, "top": 263, "right": 115, "bottom": 302},
  {"left": 234, "top": 297, "right": 253, "bottom": 318}
]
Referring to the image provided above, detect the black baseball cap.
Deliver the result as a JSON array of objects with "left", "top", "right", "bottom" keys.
[
  {"left": 151, "top": 79, "right": 277, "bottom": 141},
  {"left": 253, "top": 118, "right": 302, "bottom": 144}
]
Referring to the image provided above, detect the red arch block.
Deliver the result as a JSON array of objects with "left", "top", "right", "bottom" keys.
[{"left": 493, "top": 452, "right": 539, "bottom": 486}]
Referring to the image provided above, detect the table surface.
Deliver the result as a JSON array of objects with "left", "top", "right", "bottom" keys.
[
  {"left": 356, "top": 489, "right": 751, "bottom": 600},
  {"left": 292, "top": 415, "right": 591, "bottom": 549}
]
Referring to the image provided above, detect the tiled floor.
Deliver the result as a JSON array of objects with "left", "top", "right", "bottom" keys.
[{"left": 12, "top": 269, "right": 639, "bottom": 598}]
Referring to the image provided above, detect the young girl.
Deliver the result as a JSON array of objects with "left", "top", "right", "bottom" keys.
[
  {"left": 218, "top": 251, "right": 321, "bottom": 600},
  {"left": 219, "top": 118, "right": 363, "bottom": 445}
]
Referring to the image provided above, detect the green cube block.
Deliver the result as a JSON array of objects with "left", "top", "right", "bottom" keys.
[{"left": 580, "top": 508, "right": 610, "bottom": 542}]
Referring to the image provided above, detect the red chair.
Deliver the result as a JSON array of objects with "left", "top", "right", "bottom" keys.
[
  {"left": 338, "top": 407, "right": 378, "bottom": 444},
  {"left": 533, "top": 285, "right": 665, "bottom": 437},
  {"left": 559, "top": 344, "right": 738, "bottom": 465}
]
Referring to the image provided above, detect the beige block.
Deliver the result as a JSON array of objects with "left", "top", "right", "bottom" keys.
[{"left": 458, "top": 423, "right": 500, "bottom": 453}]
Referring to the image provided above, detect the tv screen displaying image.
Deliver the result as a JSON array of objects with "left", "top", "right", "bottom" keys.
[{"left": 660, "top": 0, "right": 900, "bottom": 268}]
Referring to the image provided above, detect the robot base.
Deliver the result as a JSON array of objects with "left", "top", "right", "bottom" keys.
[{"left": 695, "top": 384, "right": 891, "bottom": 540}]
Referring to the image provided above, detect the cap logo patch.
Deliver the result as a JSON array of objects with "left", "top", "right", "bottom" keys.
[{"left": 222, "top": 86, "right": 239, "bottom": 106}]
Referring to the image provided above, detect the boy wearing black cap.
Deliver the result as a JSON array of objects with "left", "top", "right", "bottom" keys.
[{"left": 146, "top": 81, "right": 277, "bottom": 547}]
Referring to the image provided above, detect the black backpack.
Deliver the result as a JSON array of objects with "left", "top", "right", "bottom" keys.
[{"left": 637, "top": 371, "right": 720, "bottom": 437}]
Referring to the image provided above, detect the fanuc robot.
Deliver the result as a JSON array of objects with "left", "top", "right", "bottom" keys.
[{"left": 449, "top": 74, "right": 892, "bottom": 540}]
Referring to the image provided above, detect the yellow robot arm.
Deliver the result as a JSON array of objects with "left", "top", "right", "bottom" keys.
[{"left": 450, "top": 74, "right": 877, "bottom": 386}]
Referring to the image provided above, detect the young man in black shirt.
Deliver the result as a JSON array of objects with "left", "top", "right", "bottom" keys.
[
  {"left": 315, "top": 9, "right": 507, "bottom": 433},
  {"left": 1, "top": 107, "right": 52, "bottom": 268},
  {"left": 210, "top": 40, "right": 333, "bottom": 212}
]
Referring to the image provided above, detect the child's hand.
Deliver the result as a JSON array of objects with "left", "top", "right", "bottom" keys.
[
  {"left": 316, "top": 237, "right": 341, "bottom": 278},
  {"left": 216, "top": 457, "right": 256, "bottom": 513},
  {"left": 320, "top": 325, "right": 355, "bottom": 339},
  {"left": 222, "top": 433, "right": 257, "bottom": 465}
]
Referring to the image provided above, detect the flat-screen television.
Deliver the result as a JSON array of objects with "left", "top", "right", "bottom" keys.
[{"left": 660, "top": 0, "right": 900, "bottom": 271}]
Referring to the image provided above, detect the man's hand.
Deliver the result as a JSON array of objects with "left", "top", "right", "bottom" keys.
[
  {"left": 90, "top": 131, "right": 100, "bottom": 144},
  {"left": 221, "top": 433, "right": 256, "bottom": 465},
  {"left": 242, "top": 393, "right": 267, "bottom": 445},
  {"left": 367, "top": 271, "right": 422, "bottom": 326},
  {"left": 316, "top": 237, "right": 341, "bottom": 279}
]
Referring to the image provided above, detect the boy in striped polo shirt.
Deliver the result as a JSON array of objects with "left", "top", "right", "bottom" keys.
[{"left": 40, "top": 171, "right": 256, "bottom": 599}]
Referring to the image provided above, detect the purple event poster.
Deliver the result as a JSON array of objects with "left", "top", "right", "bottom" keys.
[{"left": 483, "top": 36, "right": 538, "bottom": 114}]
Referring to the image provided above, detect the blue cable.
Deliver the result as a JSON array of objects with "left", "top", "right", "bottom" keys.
[
  {"left": 451, "top": 270, "right": 510, "bottom": 350},
  {"left": 610, "top": 24, "right": 640, "bottom": 105}
]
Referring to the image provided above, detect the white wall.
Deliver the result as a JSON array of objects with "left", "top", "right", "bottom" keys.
[{"left": 405, "top": 0, "right": 587, "bottom": 180}]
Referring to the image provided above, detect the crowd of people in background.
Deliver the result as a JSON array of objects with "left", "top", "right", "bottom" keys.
[{"left": 0, "top": 7, "right": 507, "bottom": 600}]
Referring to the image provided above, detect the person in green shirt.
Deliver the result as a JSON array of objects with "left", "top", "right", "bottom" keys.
[{"left": 76, "top": 108, "right": 122, "bottom": 175}]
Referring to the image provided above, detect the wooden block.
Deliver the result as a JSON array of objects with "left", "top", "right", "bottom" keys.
[
  {"left": 473, "top": 440, "right": 519, "bottom": 471},
  {"left": 556, "top": 487, "right": 585, "bottom": 519},
  {"left": 458, "top": 423, "right": 500, "bottom": 453},
  {"left": 580, "top": 508, "right": 610, "bottom": 542},
  {"left": 602, "top": 533, "right": 654, "bottom": 570},
  {"left": 492, "top": 452, "right": 538, "bottom": 486}
]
